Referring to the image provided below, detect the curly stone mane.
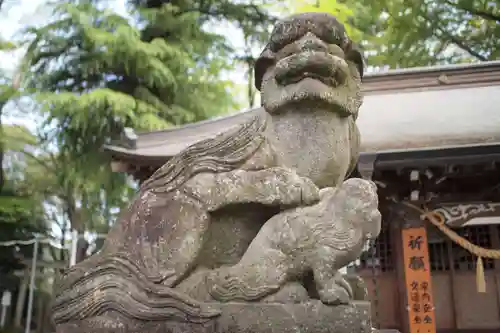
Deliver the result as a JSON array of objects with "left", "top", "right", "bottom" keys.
[
  {"left": 51, "top": 114, "right": 269, "bottom": 326},
  {"left": 140, "top": 113, "right": 268, "bottom": 194}
]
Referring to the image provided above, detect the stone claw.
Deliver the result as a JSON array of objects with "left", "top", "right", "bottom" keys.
[
  {"left": 319, "top": 282, "right": 351, "bottom": 305},
  {"left": 318, "top": 275, "right": 354, "bottom": 306},
  {"left": 335, "top": 274, "right": 354, "bottom": 299},
  {"left": 266, "top": 167, "right": 320, "bottom": 207}
]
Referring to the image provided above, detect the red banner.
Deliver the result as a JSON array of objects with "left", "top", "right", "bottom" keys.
[{"left": 402, "top": 227, "right": 437, "bottom": 333}]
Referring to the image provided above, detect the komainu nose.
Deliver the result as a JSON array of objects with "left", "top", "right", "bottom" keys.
[{"left": 297, "top": 32, "right": 329, "bottom": 53}]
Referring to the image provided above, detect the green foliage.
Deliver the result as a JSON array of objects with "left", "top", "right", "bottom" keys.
[
  {"left": 285, "top": 0, "right": 500, "bottom": 68},
  {"left": 0, "top": 51, "right": 19, "bottom": 110},
  {"left": 280, "top": 0, "right": 362, "bottom": 42},
  {"left": 22, "top": 2, "right": 237, "bottom": 158},
  {"left": 0, "top": 125, "right": 50, "bottom": 245},
  {"left": 347, "top": 0, "right": 500, "bottom": 68},
  {"left": 0, "top": 32, "right": 48, "bottom": 290},
  {"left": 0, "top": 190, "right": 42, "bottom": 227},
  {"left": 19, "top": 0, "right": 279, "bottom": 173},
  {"left": 133, "top": 0, "right": 281, "bottom": 109},
  {"left": 0, "top": 185, "right": 48, "bottom": 290},
  {"left": 1, "top": 125, "right": 37, "bottom": 151},
  {"left": 133, "top": 0, "right": 278, "bottom": 44}
]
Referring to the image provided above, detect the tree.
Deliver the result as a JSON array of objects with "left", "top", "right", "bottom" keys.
[
  {"left": 0, "top": 0, "right": 50, "bottom": 284},
  {"left": 0, "top": 38, "right": 20, "bottom": 191},
  {"left": 0, "top": 122, "right": 54, "bottom": 331},
  {"left": 0, "top": 4, "right": 53, "bottom": 330},
  {"left": 0, "top": 179, "right": 48, "bottom": 293},
  {"left": 129, "top": 0, "right": 282, "bottom": 109}
]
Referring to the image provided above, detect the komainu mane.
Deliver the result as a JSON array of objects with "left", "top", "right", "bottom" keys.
[{"left": 53, "top": 115, "right": 271, "bottom": 323}]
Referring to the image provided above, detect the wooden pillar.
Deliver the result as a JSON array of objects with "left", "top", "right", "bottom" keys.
[
  {"left": 391, "top": 212, "right": 409, "bottom": 332},
  {"left": 393, "top": 204, "right": 437, "bottom": 333},
  {"left": 14, "top": 270, "right": 29, "bottom": 328},
  {"left": 35, "top": 294, "right": 44, "bottom": 333}
]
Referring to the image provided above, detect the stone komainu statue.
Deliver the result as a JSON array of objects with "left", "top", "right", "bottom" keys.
[{"left": 52, "top": 12, "right": 381, "bottom": 333}]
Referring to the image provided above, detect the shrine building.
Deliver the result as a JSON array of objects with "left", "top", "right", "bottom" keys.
[{"left": 104, "top": 60, "right": 500, "bottom": 333}]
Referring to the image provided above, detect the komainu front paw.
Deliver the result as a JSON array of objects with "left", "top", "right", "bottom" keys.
[
  {"left": 319, "top": 284, "right": 351, "bottom": 305},
  {"left": 298, "top": 176, "right": 322, "bottom": 206},
  {"left": 252, "top": 167, "right": 319, "bottom": 207},
  {"left": 318, "top": 276, "right": 354, "bottom": 305},
  {"left": 264, "top": 167, "right": 320, "bottom": 207}
]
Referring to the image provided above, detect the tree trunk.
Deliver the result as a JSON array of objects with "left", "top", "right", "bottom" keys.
[
  {"left": 59, "top": 219, "right": 67, "bottom": 270},
  {"left": 75, "top": 236, "right": 89, "bottom": 263},
  {"left": 66, "top": 199, "right": 88, "bottom": 264}
]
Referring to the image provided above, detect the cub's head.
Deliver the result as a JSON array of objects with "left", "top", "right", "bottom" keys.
[{"left": 340, "top": 178, "right": 381, "bottom": 241}]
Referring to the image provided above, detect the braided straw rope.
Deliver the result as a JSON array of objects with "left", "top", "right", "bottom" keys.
[{"left": 401, "top": 201, "right": 500, "bottom": 293}]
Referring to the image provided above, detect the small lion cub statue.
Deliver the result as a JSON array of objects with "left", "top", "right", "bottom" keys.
[{"left": 207, "top": 178, "right": 382, "bottom": 305}]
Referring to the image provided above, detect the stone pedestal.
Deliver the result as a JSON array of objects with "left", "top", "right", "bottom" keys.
[{"left": 56, "top": 301, "right": 372, "bottom": 333}]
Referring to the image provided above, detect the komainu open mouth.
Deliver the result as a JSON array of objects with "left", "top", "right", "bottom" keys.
[{"left": 275, "top": 51, "right": 343, "bottom": 88}]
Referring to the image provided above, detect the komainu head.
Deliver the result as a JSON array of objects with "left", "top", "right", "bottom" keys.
[{"left": 255, "top": 13, "right": 365, "bottom": 118}]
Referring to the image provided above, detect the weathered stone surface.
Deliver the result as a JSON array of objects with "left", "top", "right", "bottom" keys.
[
  {"left": 56, "top": 301, "right": 372, "bottom": 333},
  {"left": 344, "top": 274, "right": 370, "bottom": 301},
  {"left": 51, "top": 11, "right": 378, "bottom": 333},
  {"left": 205, "top": 179, "right": 380, "bottom": 305}
]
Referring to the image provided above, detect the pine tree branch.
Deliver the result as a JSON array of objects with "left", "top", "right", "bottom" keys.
[
  {"left": 175, "top": 2, "right": 274, "bottom": 25},
  {"left": 20, "top": 149, "right": 56, "bottom": 174},
  {"left": 438, "top": 28, "right": 489, "bottom": 61},
  {"left": 443, "top": 0, "right": 500, "bottom": 23},
  {"left": 422, "top": 13, "right": 490, "bottom": 62}
]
